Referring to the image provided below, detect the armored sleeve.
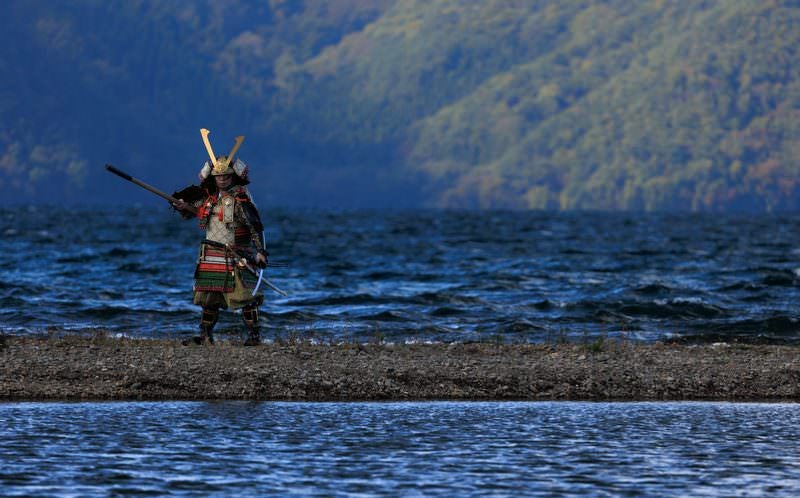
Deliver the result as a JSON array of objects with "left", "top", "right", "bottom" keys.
[
  {"left": 235, "top": 198, "right": 266, "bottom": 254},
  {"left": 171, "top": 185, "right": 206, "bottom": 220}
]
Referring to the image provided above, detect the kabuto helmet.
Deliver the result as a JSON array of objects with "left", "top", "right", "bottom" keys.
[{"left": 198, "top": 128, "right": 249, "bottom": 180}]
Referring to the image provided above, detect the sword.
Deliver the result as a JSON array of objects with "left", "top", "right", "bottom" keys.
[
  {"left": 252, "top": 233, "right": 266, "bottom": 296},
  {"left": 242, "top": 258, "right": 287, "bottom": 297},
  {"left": 232, "top": 247, "right": 288, "bottom": 298},
  {"left": 261, "top": 278, "right": 288, "bottom": 298},
  {"left": 248, "top": 233, "right": 286, "bottom": 297}
]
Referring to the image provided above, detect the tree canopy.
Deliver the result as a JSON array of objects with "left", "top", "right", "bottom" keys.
[{"left": 2, "top": 0, "right": 799, "bottom": 210}]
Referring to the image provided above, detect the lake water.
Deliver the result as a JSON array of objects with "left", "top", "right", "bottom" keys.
[
  {"left": 3, "top": 209, "right": 800, "bottom": 495},
  {"left": 2, "top": 207, "right": 800, "bottom": 344},
  {"left": 1, "top": 401, "right": 799, "bottom": 496}
]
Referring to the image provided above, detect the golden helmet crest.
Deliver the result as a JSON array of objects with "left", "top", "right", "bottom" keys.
[{"left": 200, "top": 128, "right": 244, "bottom": 176}]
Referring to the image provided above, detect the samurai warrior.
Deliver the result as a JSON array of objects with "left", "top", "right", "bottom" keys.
[{"left": 172, "top": 129, "right": 268, "bottom": 346}]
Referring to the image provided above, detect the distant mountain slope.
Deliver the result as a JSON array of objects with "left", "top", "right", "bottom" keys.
[
  {"left": 405, "top": 1, "right": 800, "bottom": 210},
  {"left": 2, "top": 0, "right": 799, "bottom": 210}
]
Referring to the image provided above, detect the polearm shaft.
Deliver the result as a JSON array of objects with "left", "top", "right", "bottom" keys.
[{"left": 105, "top": 164, "right": 197, "bottom": 215}]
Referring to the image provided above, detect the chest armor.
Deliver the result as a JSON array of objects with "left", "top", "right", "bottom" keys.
[{"left": 205, "top": 193, "right": 240, "bottom": 245}]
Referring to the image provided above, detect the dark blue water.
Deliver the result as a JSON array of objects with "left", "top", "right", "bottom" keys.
[
  {"left": 2, "top": 207, "right": 800, "bottom": 343},
  {"left": 1, "top": 401, "right": 799, "bottom": 496}
]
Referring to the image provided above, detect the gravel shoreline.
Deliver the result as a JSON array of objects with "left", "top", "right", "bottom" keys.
[{"left": 2, "top": 336, "right": 799, "bottom": 401}]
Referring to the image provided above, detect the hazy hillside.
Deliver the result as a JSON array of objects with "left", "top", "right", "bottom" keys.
[
  {"left": 406, "top": 1, "right": 800, "bottom": 210},
  {"left": 2, "top": 0, "right": 799, "bottom": 210}
]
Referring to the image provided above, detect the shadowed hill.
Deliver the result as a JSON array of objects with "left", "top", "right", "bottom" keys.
[{"left": 2, "top": 0, "right": 799, "bottom": 210}]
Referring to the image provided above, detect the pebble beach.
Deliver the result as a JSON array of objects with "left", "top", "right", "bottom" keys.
[{"left": 2, "top": 335, "right": 799, "bottom": 401}]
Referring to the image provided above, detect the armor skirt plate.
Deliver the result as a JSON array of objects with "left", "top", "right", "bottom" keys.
[{"left": 193, "top": 243, "right": 263, "bottom": 309}]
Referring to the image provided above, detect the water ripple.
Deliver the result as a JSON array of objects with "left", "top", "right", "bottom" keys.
[
  {"left": 2, "top": 208, "right": 800, "bottom": 343},
  {"left": 2, "top": 402, "right": 800, "bottom": 496}
]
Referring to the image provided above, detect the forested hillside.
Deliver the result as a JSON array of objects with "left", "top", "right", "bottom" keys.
[{"left": 2, "top": 0, "right": 799, "bottom": 210}]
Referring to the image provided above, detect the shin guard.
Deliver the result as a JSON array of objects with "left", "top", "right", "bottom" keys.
[
  {"left": 242, "top": 304, "right": 260, "bottom": 345},
  {"left": 199, "top": 307, "right": 220, "bottom": 343}
]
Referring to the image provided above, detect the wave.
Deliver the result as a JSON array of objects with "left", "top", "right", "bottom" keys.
[
  {"left": 570, "top": 298, "right": 727, "bottom": 320},
  {"left": 633, "top": 283, "right": 674, "bottom": 295},
  {"left": 362, "top": 310, "right": 411, "bottom": 322},
  {"left": 5, "top": 208, "right": 800, "bottom": 343}
]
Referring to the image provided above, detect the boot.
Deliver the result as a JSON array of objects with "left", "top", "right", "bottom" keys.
[
  {"left": 242, "top": 304, "right": 261, "bottom": 346},
  {"left": 243, "top": 330, "right": 261, "bottom": 346},
  {"left": 183, "top": 307, "right": 219, "bottom": 345}
]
